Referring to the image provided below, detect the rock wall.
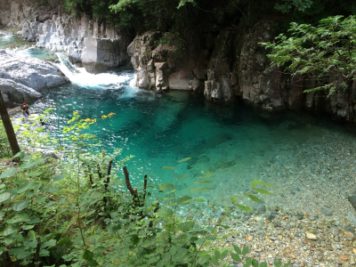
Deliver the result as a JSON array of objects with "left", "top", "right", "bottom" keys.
[
  {"left": 0, "top": 0, "right": 130, "bottom": 71},
  {"left": 0, "top": 0, "right": 354, "bottom": 122},
  {"left": 128, "top": 32, "right": 203, "bottom": 93},
  {"left": 128, "top": 20, "right": 356, "bottom": 122}
]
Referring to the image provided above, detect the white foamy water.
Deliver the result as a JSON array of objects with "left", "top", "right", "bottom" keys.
[
  {"left": 0, "top": 31, "right": 13, "bottom": 41},
  {"left": 56, "top": 53, "right": 136, "bottom": 91}
]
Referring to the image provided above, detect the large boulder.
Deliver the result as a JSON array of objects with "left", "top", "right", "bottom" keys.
[
  {"left": 0, "top": 78, "right": 41, "bottom": 107},
  {"left": 128, "top": 31, "right": 167, "bottom": 90},
  {"left": 128, "top": 31, "right": 204, "bottom": 92},
  {"left": 0, "top": 49, "right": 67, "bottom": 91}
]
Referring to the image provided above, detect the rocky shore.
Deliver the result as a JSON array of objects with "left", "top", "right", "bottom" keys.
[{"left": 221, "top": 210, "right": 355, "bottom": 266}]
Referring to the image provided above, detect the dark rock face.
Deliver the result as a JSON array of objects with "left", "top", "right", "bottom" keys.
[
  {"left": 237, "top": 21, "right": 286, "bottom": 111},
  {"left": 0, "top": 0, "right": 354, "bottom": 122},
  {"left": 128, "top": 20, "right": 355, "bottom": 122},
  {"left": 204, "top": 30, "right": 238, "bottom": 102}
]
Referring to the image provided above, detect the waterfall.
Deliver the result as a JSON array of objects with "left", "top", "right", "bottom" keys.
[{"left": 55, "top": 53, "right": 136, "bottom": 90}]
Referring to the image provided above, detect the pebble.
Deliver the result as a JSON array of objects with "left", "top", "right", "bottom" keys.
[
  {"left": 306, "top": 232, "right": 317, "bottom": 240},
  {"left": 217, "top": 211, "right": 355, "bottom": 266}
]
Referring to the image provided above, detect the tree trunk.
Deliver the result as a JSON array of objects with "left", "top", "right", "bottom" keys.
[{"left": 0, "top": 92, "right": 20, "bottom": 155}]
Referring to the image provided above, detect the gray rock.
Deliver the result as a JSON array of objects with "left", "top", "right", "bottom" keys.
[
  {"left": 256, "top": 203, "right": 267, "bottom": 214},
  {"left": 0, "top": 0, "right": 129, "bottom": 70},
  {"left": 0, "top": 49, "right": 67, "bottom": 91},
  {"left": 347, "top": 195, "right": 356, "bottom": 211},
  {"left": 296, "top": 212, "right": 304, "bottom": 220},
  {"left": 321, "top": 207, "right": 333, "bottom": 217},
  {"left": 267, "top": 211, "right": 278, "bottom": 221},
  {"left": 204, "top": 30, "right": 237, "bottom": 102},
  {"left": 128, "top": 31, "right": 206, "bottom": 92},
  {"left": 0, "top": 78, "right": 41, "bottom": 107}
]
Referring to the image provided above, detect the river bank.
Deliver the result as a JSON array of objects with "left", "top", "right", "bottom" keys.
[{"left": 0, "top": 5, "right": 355, "bottom": 265}]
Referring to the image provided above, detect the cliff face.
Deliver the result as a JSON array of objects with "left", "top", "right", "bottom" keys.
[
  {"left": 127, "top": 20, "right": 356, "bottom": 122},
  {"left": 0, "top": 0, "right": 354, "bottom": 122},
  {"left": 0, "top": 0, "right": 130, "bottom": 71}
]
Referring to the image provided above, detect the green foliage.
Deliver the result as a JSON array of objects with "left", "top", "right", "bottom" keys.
[
  {"left": 177, "top": 0, "right": 197, "bottom": 9},
  {"left": 0, "top": 111, "right": 291, "bottom": 266},
  {"left": 0, "top": 123, "right": 11, "bottom": 158},
  {"left": 0, "top": 151, "right": 226, "bottom": 266},
  {"left": 110, "top": 0, "right": 183, "bottom": 32},
  {"left": 274, "top": 0, "right": 314, "bottom": 14},
  {"left": 63, "top": 0, "right": 119, "bottom": 20},
  {"left": 262, "top": 15, "right": 356, "bottom": 95}
]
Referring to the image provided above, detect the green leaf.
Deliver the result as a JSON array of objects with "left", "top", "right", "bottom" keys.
[
  {"left": 12, "top": 200, "right": 29, "bottom": 212},
  {"left": 83, "top": 249, "right": 99, "bottom": 266},
  {"left": 20, "top": 158, "right": 46, "bottom": 171},
  {"left": 22, "top": 225, "right": 35, "bottom": 230},
  {"left": 42, "top": 239, "right": 57, "bottom": 248},
  {"left": 0, "top": 168, "right": 17, "bottom": 179},
  {"left": 231, "top": 253, "right": 241, "bottom": 262},
  {"left": 0, "top": 192, "right": 11, "bottom": 203},
  {"left": 242, "top": 246, "right": 250, "bottom": 255},
  {"left": 233, "top": 244, "right": 241, "bottom": 254},
  {"left": 2, "top": 226, "right": 16, "bottom": 236},
  {"left": 7, "top": 213, "right": 31, "bottom": 224},
  {"left": 40, "top": 248, "right": 50, "bottom": 257}
]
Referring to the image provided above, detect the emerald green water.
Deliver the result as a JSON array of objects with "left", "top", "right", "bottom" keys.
[
  {"left": 33, "top": 81, "right": 356, "bottom": 221},
  {"left": 1, "top": 29, "right": 353, "bottom": 221},
  {"left": 0, "top": 32, "right": 30, "bottom": 49}
]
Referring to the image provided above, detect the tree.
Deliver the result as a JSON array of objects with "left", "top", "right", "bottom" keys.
[
  {"left": 263, "top": 15, "right": 356, "bottom": 95},
  {"left": 0, "top": 92, "right": 20, "bottom": 155}
]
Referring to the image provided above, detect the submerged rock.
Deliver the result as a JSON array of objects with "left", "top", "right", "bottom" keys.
[{"left": 348, "top": 195, "right": 356, "bottom": 211}]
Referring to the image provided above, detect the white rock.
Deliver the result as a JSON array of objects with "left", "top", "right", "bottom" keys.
[{"left": 306, "top": 232, "right": 317, "bottom": 240}]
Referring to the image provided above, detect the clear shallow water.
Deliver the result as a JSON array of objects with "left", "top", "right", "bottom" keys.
[
  {"left": 2, "top": 33, "right": 354, "bottom": 222},
  {"left": 33, "top": 81, "right": 356, "bottom": 221},
  {"left": 0, "top": 31, "right": 56, "bottom": 61},
  {"left": 0, "top": 32, "right": 30, "bottom": 50}
]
